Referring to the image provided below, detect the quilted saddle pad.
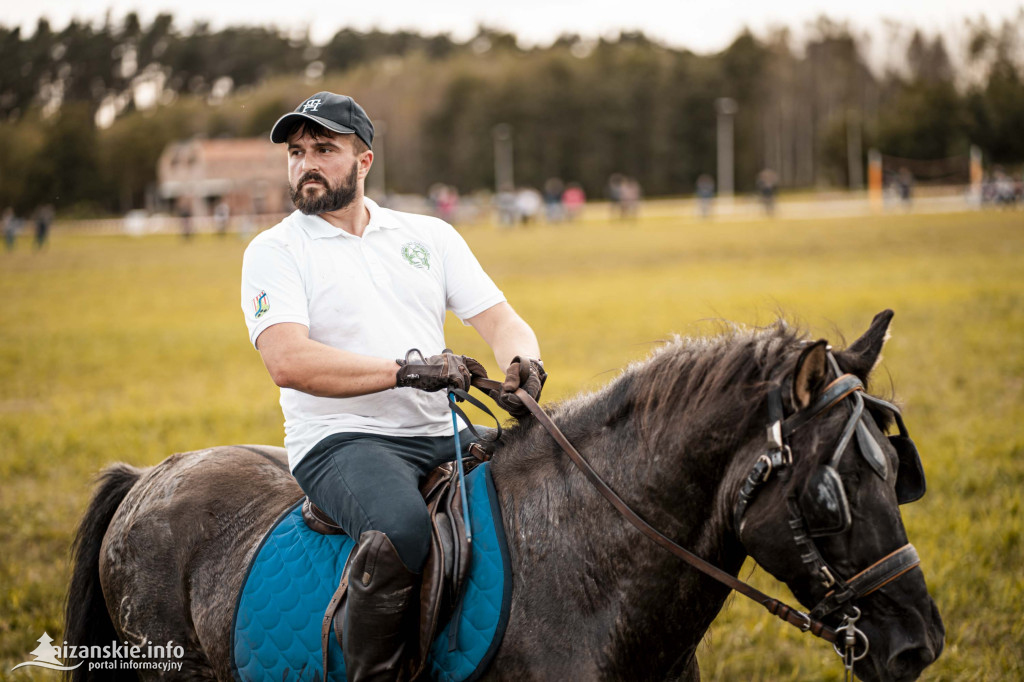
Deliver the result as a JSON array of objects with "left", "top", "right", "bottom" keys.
[{"left": 231, "top": 461, "right": 512, "bottom": 682}]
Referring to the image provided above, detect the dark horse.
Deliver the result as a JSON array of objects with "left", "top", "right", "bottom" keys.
[{"left": 65, "top": 311, "right": 943, "bottom": 681}]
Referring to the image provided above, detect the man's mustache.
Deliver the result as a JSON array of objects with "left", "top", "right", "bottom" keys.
[{"left": 298, "top": 173, "right": 330, "bottom": 189}]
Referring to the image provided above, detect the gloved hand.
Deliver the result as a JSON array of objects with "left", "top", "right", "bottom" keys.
[
  {"left": 395, "top": 349, "right": 487, "bottom": 393},
  {"left": 490, "top": 356, "right": 546, "bottom": 418}
]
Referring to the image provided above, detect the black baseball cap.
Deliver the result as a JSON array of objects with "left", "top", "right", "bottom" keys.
[{"left": 270, "top": 92, "right": 374, "bottom": 149}]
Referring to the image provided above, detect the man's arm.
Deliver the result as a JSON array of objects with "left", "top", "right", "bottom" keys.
[
  {"left": 256, "top": 322, "right": 399, "bottom": 398},
  {"left": 466, "top": 302, "right": 541, "bottom": 371}
]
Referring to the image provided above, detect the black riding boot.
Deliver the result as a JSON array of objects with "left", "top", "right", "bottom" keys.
[{"left": 343, "top": 531, "right": 418, "bottom": 682}]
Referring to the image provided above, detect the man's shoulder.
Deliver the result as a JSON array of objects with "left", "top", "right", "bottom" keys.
[
  {"left": 376, "top": 204, "right": 456, "bottom": 241},
  {"left": 377, "top": 204, "right": 445, "bottom": 228}
]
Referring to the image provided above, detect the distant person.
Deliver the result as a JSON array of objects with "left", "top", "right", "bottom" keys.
[
  {"left": 543, "top": 178, "right": 565, "bottom": 223},
  {"left": 992, "top": 167, "right": 1016, "bottom": 206},
  {"left": 562, "top": 182, "right": 586, "bottom": 221},
  {"left": 696, "top": 174, "right": 715, "bottom": 218},
  {"left": 515, "top": 187, "right": 542, "bottom": 225},
  {"left": 180, "top": 204, "right": 194, "bottom": 241},
  {"left": 33, "top": 205, "right": 54, "bottom": 249},
  {"left": 3, "top": 207, "right": 18, "bottom": 251},
  {"left": 428, "top": 183, "right": 444, "bottom": 216},
  {"left": 897, "top": 167, "right": 914, "bottom": 209},
  {"left": 495, "top": 185, "right": 517, "bottom": 227},
  {"left": 431, "top": 184, "right": 459, "bottom": 225},
  {"left": 214, "top": 200, "right": 231, "bottom": 237},
  {"left": 756, "top": 169, "right": 778, "bottom": 216},
  {"left": 619, "top": 177, "right": 641, "bottom": 221},
  {"left": 606, "top": 173, "right": 625, "bottom": 219}
]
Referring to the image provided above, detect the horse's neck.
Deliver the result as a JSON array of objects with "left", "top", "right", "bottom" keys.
[{"left": 492, "top": 407, "right": 747, "bottom": 677}]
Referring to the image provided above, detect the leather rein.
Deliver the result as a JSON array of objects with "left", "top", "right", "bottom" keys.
[{"left": 469, "top": 374, "right": 921, "bottom": 661}]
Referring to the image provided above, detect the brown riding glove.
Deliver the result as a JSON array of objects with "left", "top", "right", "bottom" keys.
[
  {"left": 491, "top": 356, "right": 547, "bottom": 418},
  {"left": 395, "top": 348, "right": 487, "bottom": 393}
]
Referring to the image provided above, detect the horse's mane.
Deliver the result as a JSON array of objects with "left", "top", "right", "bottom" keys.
[{"left": 533, "top": 320, "right": 808, "bottom": 459}]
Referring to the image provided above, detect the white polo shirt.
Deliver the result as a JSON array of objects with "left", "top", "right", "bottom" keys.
[{"left": 241, "top": 197, "right": 505, "bottom": 471}]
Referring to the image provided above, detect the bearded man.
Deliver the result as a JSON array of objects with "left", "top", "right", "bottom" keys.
[{"left": 240, "top": 92, "right": 545, "bottom": 680}]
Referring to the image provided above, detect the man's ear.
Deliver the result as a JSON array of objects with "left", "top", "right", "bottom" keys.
[
  {"left": 835, "top": 309, "right": 894, "bottom": 385},
  {"left": 792, "top": 339, "right": 829, "bottom": 410},
  {"left": 357, "top": 149, "right": 374, "bottom": 180}
]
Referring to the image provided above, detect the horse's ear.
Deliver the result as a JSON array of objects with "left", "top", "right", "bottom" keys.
[
  {"left": 792, "top": 339, "right": 829, "bottom": 410},
  {"left": 835, "top": 309, "right": 894, "bottom": 384}
]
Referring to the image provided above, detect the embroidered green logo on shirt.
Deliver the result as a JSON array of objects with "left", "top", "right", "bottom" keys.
[{"left": 401, "top": 242, "right": 431, "bottom": 270}]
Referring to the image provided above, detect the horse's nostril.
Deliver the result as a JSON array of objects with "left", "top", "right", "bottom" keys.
[{"left": 888, "top": 645, "right": 936, "bottom": 679}]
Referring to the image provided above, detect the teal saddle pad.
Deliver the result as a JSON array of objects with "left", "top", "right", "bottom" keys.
[{"left": 231, "top": 462, "right": 512, "bottom": 682}]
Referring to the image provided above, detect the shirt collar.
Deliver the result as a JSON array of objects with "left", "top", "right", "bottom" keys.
[{"left": 297, "top": 196, "right": 398, "bottom": 240}]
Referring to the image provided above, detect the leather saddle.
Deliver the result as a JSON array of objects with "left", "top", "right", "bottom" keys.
[{"left": 303, "top": 439, "right": 495, "bottom": 680}]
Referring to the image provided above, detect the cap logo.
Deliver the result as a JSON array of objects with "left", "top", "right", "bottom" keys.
[{"left": 300, "top": 98, "right": 323, "bottom": 113}]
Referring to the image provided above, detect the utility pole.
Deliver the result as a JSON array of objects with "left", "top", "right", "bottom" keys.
[
  {"left": 715, "top": 98, "right": 737, "bottom": 200},
  {"left": 493, "top": 123, "right": 514, "bottom": 193},
  {"left": 846, "top": 110, "right": 864, "bottom": 191}
]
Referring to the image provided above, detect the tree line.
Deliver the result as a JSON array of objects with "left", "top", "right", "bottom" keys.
[{"left": 0, "top": 12, "right": 1022, "bottom": 215}]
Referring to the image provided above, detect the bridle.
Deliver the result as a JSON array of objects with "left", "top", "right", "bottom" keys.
[
  {"left": 731, "top": 351, "right": 924, "bottom": 675},
  {"left": 471, "top": 351, "right": 926, "bottom": 678}
]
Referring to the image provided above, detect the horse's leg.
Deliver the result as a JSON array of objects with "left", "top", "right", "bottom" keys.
[{"left": 101, "top": 446, "right": 300, "bottom": 680}]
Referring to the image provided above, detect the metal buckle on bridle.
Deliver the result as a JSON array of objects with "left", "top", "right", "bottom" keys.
[
  {"left": 756, "top": 443, "right": 792, "bottom": 483},
  {"left": 780, "top": 444, "right": 792, "bottom": 467},
  {"left": 792, "top": 609, "right": 812, "bottom": 632},
  {"left": 833, "top": 607, "right": 869, "bottom": 681}
]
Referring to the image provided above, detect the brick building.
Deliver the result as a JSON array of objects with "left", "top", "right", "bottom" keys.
[{"left": 157, "top": 138, "right": 291, "bottom": 217}]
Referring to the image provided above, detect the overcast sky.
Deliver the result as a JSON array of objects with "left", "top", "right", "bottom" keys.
[{"left": 8, "top": 1, "right": 1023, "bottom": 54}]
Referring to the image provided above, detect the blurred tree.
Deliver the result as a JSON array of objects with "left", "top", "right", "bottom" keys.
[
  {"left": 26, "top": 103, "right": 107, "bottom": 212},
  {"left": 1, "top": 11, "right": 1023, "bottom": 213},
  {"left": 964, "top": 14, "right": 1024, "bottom": 163},
  {"left": 877, "top": 35, "right": 968, "bottom": 159},
  {"left": 99, "top": 108, "right": 192, "bottom": 211},
  {"left": 0, "top": 115, "right": 45, "bottom": 213},
  {"left": 967, "top": 56, "right": 1024, "bottom": 163}
]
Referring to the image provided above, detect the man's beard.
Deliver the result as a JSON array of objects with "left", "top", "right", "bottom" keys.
[{"left": 291, "top": 162, "right": 359, "bottom": 215}]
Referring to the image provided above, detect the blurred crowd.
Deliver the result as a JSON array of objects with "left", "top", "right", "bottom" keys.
[
  {"left": 982, "top": 167, "right": 1024, "bottom": 206},
  {"left": 428, "top": 177, "right": 592, "bottom": 228}
]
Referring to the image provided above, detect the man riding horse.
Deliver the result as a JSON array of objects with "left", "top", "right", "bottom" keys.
[{"left": 240, "top": 91, "right": 544, "bottom": 680}]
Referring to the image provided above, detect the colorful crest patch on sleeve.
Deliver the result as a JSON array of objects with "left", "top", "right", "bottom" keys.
[{"left": 253, "top": 291, "right": 270, "bottom": 318}]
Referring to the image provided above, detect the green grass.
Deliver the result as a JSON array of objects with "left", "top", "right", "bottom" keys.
[{"left": 1, "top": 209, "right": 1022, "bottom": 679}]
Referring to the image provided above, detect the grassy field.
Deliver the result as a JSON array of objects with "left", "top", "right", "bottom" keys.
[{"left": 1, "top": 209, "right": 1022, "bottom": 680}]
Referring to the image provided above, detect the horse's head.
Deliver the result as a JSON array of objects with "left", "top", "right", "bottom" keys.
[{"left": 734, "top": 310, "right": 944, "bottom": 681}]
